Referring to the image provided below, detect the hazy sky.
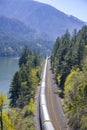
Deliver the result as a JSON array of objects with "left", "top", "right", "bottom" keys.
[{"left": 35, "top": 0, "right": 87, "bottom": 22}]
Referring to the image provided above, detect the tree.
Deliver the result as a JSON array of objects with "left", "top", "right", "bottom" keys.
[
  {"left": 9, "top": 71, "right": 22, "bottom": 107},
  {"left": 51, "top": 26, "right": 87, "bottom": 129},
  {"left": 19, "top": 47, "right": 32, "bottom": 67},
  {"left": 9, "top": 47, "right": 42, "bottom": 129},
  {"left": 0, "top": 93, "right": 7, "bottom": 130},
  {"left": 9, "top": 48, "right": 42, "bottom": 108},
  {"left": 64, "top": 69, "right": 87, "bottom": 130},
  {"left": 0, "top": 93, "right": 15, "bottom": 130}
]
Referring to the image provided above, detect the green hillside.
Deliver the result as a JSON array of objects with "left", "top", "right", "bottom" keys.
[
  {"left": 0, "top": 0, "right": 85, "bottom": 40},
  {"left": 51, "top": 25, "right": 87, "bottom": 130},
  {"left": 0, "top": 16, "right": 53, "bottom": 56}
]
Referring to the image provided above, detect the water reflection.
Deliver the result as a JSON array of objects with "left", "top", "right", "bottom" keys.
[{"left": 0, "top": 57, "right": 19, "bottom": 95}]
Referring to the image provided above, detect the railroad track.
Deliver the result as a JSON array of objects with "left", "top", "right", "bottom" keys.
[
  {"left": 39, "top": 58, "right": 70, "bottom": 130},
  {"left": 40, "top": 58, "right": 54, "bottom": 130},
  {"left": 45, "top": 59, "right": 69, "bottom": 130}
]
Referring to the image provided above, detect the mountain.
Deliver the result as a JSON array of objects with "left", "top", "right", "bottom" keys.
[
  {"left": 0, "top": 0, "right": 85, "bottom": 40},
  {"left": 0, "top": 16, "right": 52, "bottom": 56},
  {"left": 0, "top": 16, "right": 36, "bottom": 41}
]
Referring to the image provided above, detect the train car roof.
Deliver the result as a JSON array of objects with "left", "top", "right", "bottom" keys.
[
  {"left": 41, "top": 81, "right": 45, "bottom": 88},
  {"left": 44, "top": 122, "right": 55, "bottom": 130},
  {"left": 41, "top": 86, "right": 45, "bottom": 95},
  {"left": 41, "top": 105, "right": 50, "bottom": 121},
  {"left": 40, "top": 94, "right": 46, "bottom": 106}
]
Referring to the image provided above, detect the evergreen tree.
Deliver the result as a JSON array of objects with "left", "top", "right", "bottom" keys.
[
  {"left": 9, "top": 71, "right": 22, "bottom": 107},
  {"left": 51, "top": 25, "right": 87, "bottom": 129}
]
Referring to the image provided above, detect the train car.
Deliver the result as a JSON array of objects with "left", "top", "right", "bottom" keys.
[
  {"left": 41, "top": 81, "right": 45, "bottom": 88},
  {"left": 40, "top": 81, "right": 45, "bottom": 95},
  {"left": 41, "top": 105, "right": 50, "bottom": 124},
  {"left": 42, "top": 63, "right": 47, "bottom": 82},
  {"left": 44, "top": 122, "right": 54, "bottom": 130},
  {"left": 40, "top": 58, "right": 55, "bottom": 130},
  {"left": 40, "top": 87, "right": 45, "bottom": 95},
  {"left": 40, "top": 94, "right": 46, "bottom": 106},
  {"left": 40, "top": 105, "right": 55, "bottom": 130},
  {"left": 41, "top": 86, "right": 45, "bottom": 95}
]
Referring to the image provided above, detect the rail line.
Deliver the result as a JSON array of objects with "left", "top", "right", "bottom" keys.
[
  {"left": 40, "top": 58, "right": 54, "bottom": 130},
  {"left": 39, "top": 58, "right": 69, "bottom": 130},
  {"left": 46, "top": 59, "right": 69, "bottom": 130}
]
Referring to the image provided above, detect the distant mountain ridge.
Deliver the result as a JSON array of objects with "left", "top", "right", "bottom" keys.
[
  {"left": 0, "top": 0, "right": 85, "bottom": 40},
  {"left": 0, "top": 16, "right": 35, "bottom": 37},
  {"left": 0, "top": 16, "right": 53, "bottom": 56}
]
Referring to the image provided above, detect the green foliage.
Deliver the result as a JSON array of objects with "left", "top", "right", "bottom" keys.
[
  {"left": 0, "top": 93, "right": 15, "bottom": 130},
  {"left": 0, "top": 93, "right": 7, "bottom": 107},
  {"left": 51, "top": 30, "right": 72, "bottom": 88},
  {"left": 8, "top": 48, "right": 43, "bottom": 129},
  {"left": 23, "top": 99, "right": 35, "bottom": 116},
  {"left": 51, "top": 26, "right": 87, "bottom": 129},
  {"left": 0, "top": 16, "right": 53, "bottom": 56},
  {"left": 2, "top": 113, "right": 16, "bottom": 130},
  {"left": 8, "top": 103, "right": 35, "bottom": 130},
  {"left": 9, "top": 48, "right": 42, "bottom": 108},
  {"left": 64, "top": 70, "right": 87, "bottom": 130},
  {"left": 19, "top": 47, "right": 32, "bottom": 67},
  {"left": 9, "top": 71, "right": 22, "bottom": 107},
  {"left": 51, "top": 26, "right": 87, "bottom": 88}
]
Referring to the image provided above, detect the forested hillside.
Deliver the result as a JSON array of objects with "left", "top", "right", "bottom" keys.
[
  {"left": 0, "top": 0, "right": 85, "bottom": 56},
  {"left": 0, "top": 48, "right": 43, "bottom": 130},
  {"left": 0, "top": 16, "right": 52, "bottom": 56},
  {"left": 0, "top": 0, "right": 85, "bottom": 40},
  {"left": 51, "top": 26, "right": 87, "bottom": 130}
]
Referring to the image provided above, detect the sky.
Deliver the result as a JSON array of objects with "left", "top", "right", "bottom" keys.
[{"left": 35, "top": 0, "right": 87, "bottom": 22}]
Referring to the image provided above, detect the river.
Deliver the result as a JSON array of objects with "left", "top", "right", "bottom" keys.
[{"left": 0, "top": 57, "right": 19, "bottom": 96}]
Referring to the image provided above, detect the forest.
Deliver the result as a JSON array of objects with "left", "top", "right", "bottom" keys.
[
  {"left": 0, "top": 16, "right": 53, "bottom": 57},
  {"left": 51, "top": 25, "right": 87, "bottom": 130},
  {"left": 0, "top": 24, "right": 87, "bottom": 130},
  {"left": 0, "top": 47, "right": 43, "bottom": 130}
]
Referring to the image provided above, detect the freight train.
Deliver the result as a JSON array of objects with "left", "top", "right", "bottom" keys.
[{"left": 40, "top": 58, "right": 55, "bottom": 130}]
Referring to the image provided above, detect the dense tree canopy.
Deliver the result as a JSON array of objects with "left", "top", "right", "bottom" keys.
[
  {"left": 51, "top": 25, "right": 87, "bottom": 130},
  {"left": 0, "top": 93, "right": 15, "bottom": 130},
  {"left": 51, "top": 26, "right": 87, "bottom": 88},
  {"left": 9, "top": 48, "right": 42, "bottom": 108},
  {"left": 8, "top": 48, "right": 43, "bottom": 130}
]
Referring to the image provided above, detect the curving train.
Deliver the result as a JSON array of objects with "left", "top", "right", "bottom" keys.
[{"left": 40, "top": 58, "right": 55, "bottom": 130}]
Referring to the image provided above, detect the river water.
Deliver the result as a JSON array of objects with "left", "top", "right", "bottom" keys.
[{"left": 0, "top": 57, "right": 19, "bottom": 96}]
